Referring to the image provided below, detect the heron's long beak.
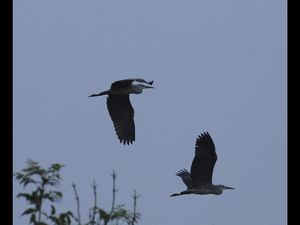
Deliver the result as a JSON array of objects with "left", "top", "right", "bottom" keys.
[
  {"left": 223, "top": 186, "right": 235, "bottom": 190},
  {"left": 170, "top": 193, "right": 181, "bottom": 197},
  {"left": 89, "top": 93, "right": 101, "bottom": 97},
  {"left": 144, "top": 85, "right": 154, "bottom": 89}
]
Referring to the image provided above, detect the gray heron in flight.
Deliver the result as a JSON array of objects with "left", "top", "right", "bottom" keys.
[
  {"left": 89, "top": 78, "right": 154, "bottom": 145},
  {"left": 170, "top": 132, "right": 234, "bottom": 196}
]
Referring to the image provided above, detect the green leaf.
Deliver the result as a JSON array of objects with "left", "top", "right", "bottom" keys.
[
  {"left": 41, "top": 212, "right": 48, "bottom": 218},
  {"left": 29, "top": 213, "right": 36, "bottom": 224},
  {"left": 66, "top": 215, "right": 71, "bottom": 225},
  {"left": 21, "top": 208, "right": 36, "bottom": 216},
  {"left": 41, "top": 177, "right": 49, "bottom": 185},
  {"left": 50, "top": 205, "right": 56, "bottom": 215},
  {"left": 43, "top": 191, "right": 62, "bottom": 203},
  {"left": 14, "top": 172, "right": 25, "bottom": 180},
  {"left": 36, "top": 222, "right": 48, "bottom": 225},
  {"left": 112, "top": 210, "right": 131, "bottom": 221},
  {"left": 50, "top": 191, "right": 63, "bottom": 199},
  {"left": 20, "top": 177, "right": 37, "bottom": 187},
  {"left": 50, "top": 163, "right": 64, "bottom": 171},
  {"left": 98, "top": 208, "right": 110, "bottom": 223},
  {"left": 48, "top": 215, "right": 60, "bottom": 224},
  {"left": 16, "top": 193, "right": 31, "bottom": 199}
]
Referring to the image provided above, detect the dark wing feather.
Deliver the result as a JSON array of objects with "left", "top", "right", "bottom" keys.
[
  {"left": 110, "top": 78, "right": 152, "bottom": 90},
  {"left": 190, "top": 132, "right": 217, "bottom": 187},
  {"left": 176, "top": 169, "right": 192, "bottom": 189},
  {"left": 106, "top": 94, "right": 135, "bottom": 145}
]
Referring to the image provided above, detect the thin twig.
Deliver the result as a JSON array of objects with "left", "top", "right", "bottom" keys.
[
  {"left": 72, "top": 183, "right": 82, "bottom": 225},
  {"left": 37, "top": 183, "right": 45, "bottom": 223},
  {"left": 88, "top": 208, "right": 92, "bottom": 225},
  {"left": 109, "top": 170, "right": 117, "bottom": 218},
  {"left": 131, "top": 190, "right": 140, "bottom": 225},
  {"left": 91, "top": 180, "right": 98, "bottom": 225}
]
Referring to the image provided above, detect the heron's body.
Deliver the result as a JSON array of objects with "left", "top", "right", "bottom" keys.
[
  {"left": 89, "top": 78, "right": 154, "bottom": 145},
  {"left": 94, "top": 85, "right": 144, "bottom": 96},
  {"left": 170, "top": 184, "right": 228, "bottom": 196},
  {"left": 170, "top": 132, "right": 234, "bottom": 197}
]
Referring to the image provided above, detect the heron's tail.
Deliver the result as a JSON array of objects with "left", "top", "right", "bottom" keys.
[{"left": 89, "top": 90, "right": 110, "bottom": 97}]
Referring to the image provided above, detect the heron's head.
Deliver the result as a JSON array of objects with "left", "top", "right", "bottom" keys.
[
  {"left": 137, "top": 84, "right": 155, "bottom": 89},
  {"left": 132, "top": 84, "right": 154, "bottom": 94},
  {"left": 212, "top": 185, "right": 234, "bottom": 195}
]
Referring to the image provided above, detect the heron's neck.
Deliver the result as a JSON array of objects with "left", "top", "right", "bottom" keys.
[
  {"left": 131, "top": 85, "right": 143, "bottom": 94},
  {"left": 213, "top": 185, "right": 223, "bottom": 195}
]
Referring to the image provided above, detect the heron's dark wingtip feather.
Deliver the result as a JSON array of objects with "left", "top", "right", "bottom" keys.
[
  {"left": 176, "top": 169, "right": 189, "bottom": 176},
  {"left": 197, "top": 131, "right": 210, "bottom": 140},
  {"left": 120, "top": 138, "right": 135, "bottom": 146},
  {"left": 196, "top": 132, "right": 214, "bottom": 147}
]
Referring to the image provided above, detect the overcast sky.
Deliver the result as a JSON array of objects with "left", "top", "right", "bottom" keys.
[{"left": 13, "top": 0, "right": 287, "bottom": 225}]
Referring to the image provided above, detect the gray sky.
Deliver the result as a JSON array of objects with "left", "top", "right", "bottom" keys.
[{"left": 13, "top": 0, "right": 287, "bottom": 225}]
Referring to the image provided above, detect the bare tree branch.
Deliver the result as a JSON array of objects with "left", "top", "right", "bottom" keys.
[
  {"left": 88, "top": 208, "right": 92, "bottom": 225},
  {"left": 109, "top": 170, "right": 117, "bottom": 218},
  {"left": 72, "top": 183, "right": 82, "bottom": 225},
  {"left": 131, "top": 190, "right": 140, "bottom": 225},
  {"left": 37, "top": 183, "right": 44, "bottom": 224},
  {"left": 91, "top": 180, "right": 98, "bottom": 225}
]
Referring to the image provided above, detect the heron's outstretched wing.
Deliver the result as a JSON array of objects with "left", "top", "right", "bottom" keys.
[
  {"left": 106, "top": 94, "right": 135, "bottom": 145},
  {"left": 111, "top": 79, "right": 153, "bottom": 90},
  {"left": 176, "top": 169, "right": 192, "bottom": 189},
  {"left": 190, "top": 132, "right": 217, "bottom": 187}
]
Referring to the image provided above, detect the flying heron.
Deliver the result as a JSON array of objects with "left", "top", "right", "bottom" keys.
[
  {"left": 89, "top": 78, "right": 154, "bottom": 145},
  {"left": 170, "top": 132, "right": 234, "bottom": 196}
]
